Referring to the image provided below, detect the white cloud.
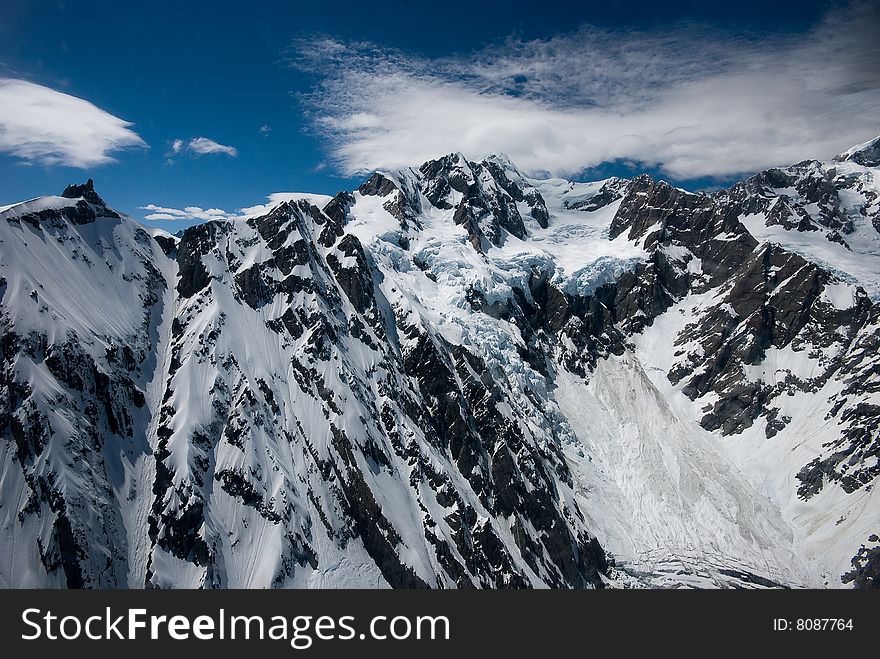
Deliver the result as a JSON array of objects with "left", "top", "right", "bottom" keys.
[
  {"left": 0, "top": 77, "right": 146, "bottom": 167},
  {"left": 169, "top": 137, "right": 238, "bottom": 158},
  {"left": 291, "top": 1, "right": 880, "bottom": 180},
  {"left": 259, "top": 124, "right": 271, "bottom": 135},
  {"left": 141, "top": 203, "right": 233, "bottom": 222},
  {"left": 140, "top": 192, "right": 333, "bottom": 223}
]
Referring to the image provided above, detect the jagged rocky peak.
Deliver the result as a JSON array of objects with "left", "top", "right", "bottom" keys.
[
  {"left": 725, "top": 150, "right": 880, "bottom": 255},
  {"left": 60, "top": 178, "right": 120, "bottom": 219},
  {"left": 725, "top": 161, "right": 854, "bottom": 237},
  {"left": 417, "top": 151, "right": 549, "bottom": 222},
  {"left": 344, "top": 152, "right": 551, "bottom": 252},
  {"left": 834, "top": 134, "right": 880, "bottom": 167},
  {"left": 1, "top": 178, "right": 121, "bottom": 226},
  {"left": 414, "top": 152, "right": 550, "bottom": 250},
  {"left": 418, "top": 151, "right": 476, "bottom": 208},
  {"left": 349, "top": 168, "right": 423, "bottom": 234},
  {"left": 481, "top": 153, "right": 551, "bottom": 227},
  {"left": 62, "top": 178, "right": 103, "bottom": 204},
  {"left": 600, "top": 158, "right": 876, "bottom": 442}
]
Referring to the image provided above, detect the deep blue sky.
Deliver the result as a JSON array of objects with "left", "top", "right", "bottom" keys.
[{"left": 0, "top": 0, "right": 847, "bottom": 230}]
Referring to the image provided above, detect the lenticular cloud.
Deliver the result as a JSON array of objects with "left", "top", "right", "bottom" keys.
[{"left": 0, "top": 77, "right": 145, "bottom": 168}]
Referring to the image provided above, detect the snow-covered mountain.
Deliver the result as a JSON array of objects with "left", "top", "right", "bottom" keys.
[{"left": 1, "top": 137, "right": 878, "bottom": 589}]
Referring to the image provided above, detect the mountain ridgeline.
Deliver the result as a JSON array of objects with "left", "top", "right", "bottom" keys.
[{"left": 1, "top": 138, "right": 879, "bottom": 589}]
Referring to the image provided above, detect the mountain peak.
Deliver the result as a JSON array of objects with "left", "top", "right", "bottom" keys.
[
  {"left": 62, "top": 178, "right": 107, "bottom": 206},
  {"left": 483, "top": 152, "right": 515, "bottom": 168},
  {"left": 833, "top": 135, "right": 880, "bottom": 167}
]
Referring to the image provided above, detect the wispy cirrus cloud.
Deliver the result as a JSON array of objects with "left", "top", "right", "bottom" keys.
[
  {"left": 0, "top": 77, "right": 145, "bottom": 167},
  {"left": 290, "top": 1, "right": 880, "bottom": 181},
  {"left": 169, "top": 136, "right": 238, "bottom": 158}
]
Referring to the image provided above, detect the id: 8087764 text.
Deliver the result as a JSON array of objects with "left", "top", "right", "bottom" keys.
[{"left": 773, "top": 619, "right": 853, "bottom": 631}]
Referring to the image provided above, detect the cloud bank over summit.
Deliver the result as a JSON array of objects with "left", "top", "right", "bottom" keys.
[{"left": 292, "top": 1, "right": 880, "bottom": 181}]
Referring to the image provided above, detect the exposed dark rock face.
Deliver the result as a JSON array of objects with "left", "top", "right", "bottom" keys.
[
  {"left": 323, "top": 191, "right": 354, "bottom": 227},
  {"left": 358, "top": 172, "right": 399, "bottom": 197},
  {"left": 483, "top": 157, "right": 551, "bottom": 228},
  {"left": 796, "top": 303, "right": 880, "bottom": 498},
  {"left": 842, "top": 536, "right": 880, "bottom": 589},
  {"left": 601, "top": 170, "right": 879, "bottom": 453},
  {"left": 611, "top": 175, "right": 757, "bottom": 289},
  {"left": 153, "top": 234, "right": 178, "bottom": 257},
  {"left": 176, "top": 220, "right": 223, "bottom": 298}
]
